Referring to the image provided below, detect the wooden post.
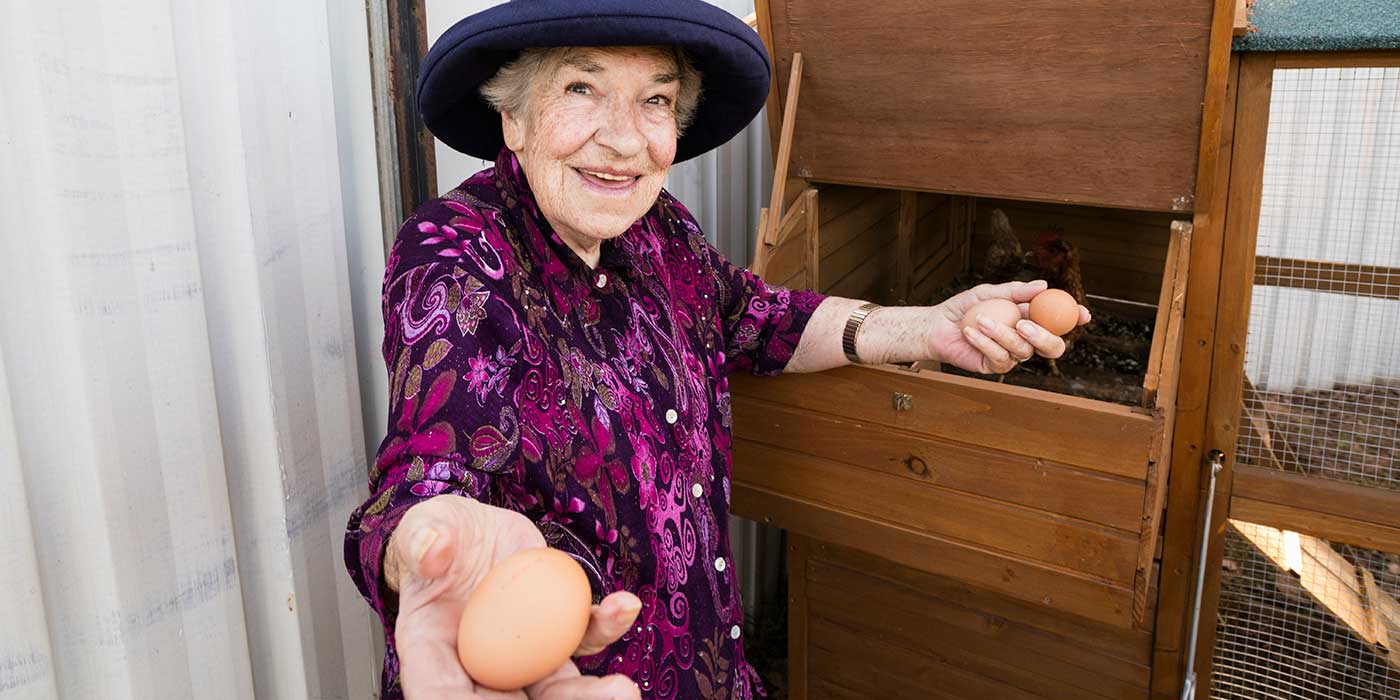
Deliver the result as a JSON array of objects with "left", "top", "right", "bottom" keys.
[
  {"left": 787, "top": 535, "right": 810, "bottom": 700},
  {"left": 765, "top": 52, "right": 804, "bottom": 246},
  {"left": 1147, "top": 0, "right": 1246, "bottom": 682}
]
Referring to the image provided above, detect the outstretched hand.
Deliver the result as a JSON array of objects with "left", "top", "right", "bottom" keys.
[
  {"left": 927, "top": 280, "right": 1091, "bottom": 374},
  {"left": 388, "top": 495, "right": 642, "bottom": 700}
]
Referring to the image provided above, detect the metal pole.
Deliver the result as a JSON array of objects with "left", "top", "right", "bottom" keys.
[{"left": 1180, "top": 450, "right": 1226, "bottom": 700}]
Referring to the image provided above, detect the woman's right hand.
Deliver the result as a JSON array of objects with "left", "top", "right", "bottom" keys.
[{"left": 388, "top": 494, "right": 643, "bottom": 700}]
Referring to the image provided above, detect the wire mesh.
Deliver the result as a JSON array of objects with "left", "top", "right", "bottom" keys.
[
  {"left": 1236, "top": 66, "right": 1400, "bottom": 491},
  {"left": 1213, "top": 523, "right": 1400, "bottom": 699}
]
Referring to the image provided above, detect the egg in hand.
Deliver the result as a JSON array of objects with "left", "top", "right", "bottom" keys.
[{"left": 457, "top": 547, "right": 593, "bottom": 690}]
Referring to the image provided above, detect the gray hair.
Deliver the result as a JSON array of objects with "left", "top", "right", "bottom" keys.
[{"left": 480, "top": 46, "right": 704, "bottom": 134}]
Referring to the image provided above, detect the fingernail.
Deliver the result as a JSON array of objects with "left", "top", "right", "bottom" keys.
[
  {"left": 977, "top": 316, "right": 996, "bottom": 331},
  {"left": 1016, "top": 320, "right": 1037, "bottom": 336},
  {"left": 619, "top": 597, "right": 642, "bottom": 616},
  {"left": 410, "top": 527, "right": 438, "bottom": 563}
]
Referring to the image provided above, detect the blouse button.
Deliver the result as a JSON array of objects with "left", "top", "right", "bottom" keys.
[
  {"left": 692, "top": 483, "right": 703, "bottom": 499},
  {"left": 665, "top": 409, "right": 678, "bottom": 424},
  {"left": 730, "top": 625, "right": 742, "bottom": 640},
  {"left": 595, "top": 273, "right": 608, "bottom": 288},
  {"left": 715, "top": 557, "right": 726, "bottom": 572}
]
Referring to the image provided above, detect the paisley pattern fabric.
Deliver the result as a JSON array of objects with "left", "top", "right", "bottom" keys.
[{"left": 345, "top": 148, "right": 825, "bottom": 700}]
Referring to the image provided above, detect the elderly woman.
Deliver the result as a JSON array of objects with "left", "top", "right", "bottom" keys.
[{"left": 345, "top": 1, "right": 1086, "bottom": 699}]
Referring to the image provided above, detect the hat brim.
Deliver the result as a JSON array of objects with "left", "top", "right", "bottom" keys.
[{"left": 417, "top": 0, "right": 771, "bottom": 164}]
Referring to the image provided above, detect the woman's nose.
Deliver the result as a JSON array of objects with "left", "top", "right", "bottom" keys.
[{"left": 594, "top": 97, "right": 646, "bottom": 158}]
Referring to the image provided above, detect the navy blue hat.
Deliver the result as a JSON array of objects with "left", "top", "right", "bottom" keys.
[{"left": 417, "top": 0, "right": 771, "bottom": 163}]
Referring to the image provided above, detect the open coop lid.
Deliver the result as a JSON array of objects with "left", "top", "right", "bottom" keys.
[{"left": 760, "top": 0, "right": 1216, "bottom": 213}]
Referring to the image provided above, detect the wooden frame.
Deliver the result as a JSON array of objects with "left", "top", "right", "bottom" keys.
[
  {"left": 389, "top": 0, "right": 437, "bottom": 215},
  {"left": 1157, "top": 49, "right": 1400, "bottom": 700}
]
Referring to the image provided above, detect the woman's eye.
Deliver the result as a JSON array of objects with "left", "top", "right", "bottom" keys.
[
  {"left": 646, "top": 95, "right": 673, "bottom": 107},
  {"left": 566, "top": 82, "right": 591, "bottom": 95}
]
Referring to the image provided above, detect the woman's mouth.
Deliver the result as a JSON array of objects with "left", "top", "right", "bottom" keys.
[{"left": 574, "top": 167, "right": 640, "bottom": 193}]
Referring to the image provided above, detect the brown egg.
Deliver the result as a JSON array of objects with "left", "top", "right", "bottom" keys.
[
  {"left": 960, "top": 298, "right": 1023, "bottom": 332},
  {"left": 457, "top": 547, "right": 592, "bottom": 690},
  {"left": 1029, "top": 289, "right": 1079, "bottom": 336}
]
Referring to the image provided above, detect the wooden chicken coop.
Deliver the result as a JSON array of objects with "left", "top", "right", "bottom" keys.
[
  {"left": 728, "top": 0, "right": 1400, "bottom": 698},
  {"left": 729, "top": 1, "right": 1234, "bottom": 698}
]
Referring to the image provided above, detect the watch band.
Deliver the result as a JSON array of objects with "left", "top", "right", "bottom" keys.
[{"left": 842, "top": 302, "right": 881, "bottom": 364}]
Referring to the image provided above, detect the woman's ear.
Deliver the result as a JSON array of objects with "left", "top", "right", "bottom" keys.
[{"left": 501, "top": 110, "right": 525, "bottom": 152}]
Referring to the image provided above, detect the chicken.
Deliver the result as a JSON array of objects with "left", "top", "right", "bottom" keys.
[
  {"left": 1030, "top": 227, "right": 1086, "bottom": 377},
  {"left": 980, "top": 209, "right": 1030, "bottom": 282}
]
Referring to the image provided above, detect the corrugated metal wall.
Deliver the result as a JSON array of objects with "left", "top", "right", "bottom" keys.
[{"left": 0, "top": 0, "right": 386, "bottom": 697}]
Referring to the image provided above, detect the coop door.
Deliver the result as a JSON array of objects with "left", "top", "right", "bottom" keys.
[{"left": 1199, "top": 57, "right": 1400, "bottom": 699}]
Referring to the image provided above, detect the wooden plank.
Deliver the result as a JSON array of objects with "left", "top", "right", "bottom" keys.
[
  {"left": 806, "top": 185, "right": 820, "bottom": 290},
  {"left": 1229, "top": 496, "right": 1400, "bottom": 555},
  {"left": 388, "top": 0, "right": 436, "bottom": 216},
  {"left": 763, "top": 192, "right": 815, "bottom": 285},
  {"left": 808, "top": 619, "right": 1046, "bottom": 700},
  {"left": 825, "top": 241, "right": 896, "bottom": 303},
  {"left": 1232, "top": 0, "right": 1249, "bottom": 36},
  {"left": 767, "top": 0, "right": 1211, "bottom": 212},
  {"left": 752, "top": 207, "right": 770, "bottom": 276},
  {"left": 1148, "top": 17, "right": 1243, "bottom": 691},
  {"left": 1132, "top": 219, "right": 1189, "bottom": 622},
  {"left": 733, "top": 397, "right": 1146, "bottom": 532},
  {"left": 1142, "top": 224, "right": 1185, "bottom": 406},
  {"left": 813, "top": 185, "right": 872, "bottom": 228},
  {"left": 807, "top": 565, "right": 1151, "bottom": 699},
  {"left": 741, "top": 11, "right": 757, "bottom": 29},
  {"left": 1151, "top": 222, "right": 1192, "bottom": 413},
  {"left": 1230, "top": 521, "right": 1376, "bottom": 645},
  {"left": 807, "top": 540, "right": 1155, "bottom": 667},
  {"left": 1275, "top": 51, "right": 1400, "bottom": 70},
  {"left": 1360, "top": 569, "right": 1400, "bottom": 673},
  {"left": 731, "top": 482, "right": 1138, "bottom": 628},
  {"left": 820, "top": 209, "right": 898, "bottom": 295},
  {"left": 754, "top": 0, "right": 780, "bottom": 159},
  {"left": 765, "top": 53, "right": 804, "bottom": 246},
  {"left": 817, "top": 189, "right": 900, "bottom": 259},
  {"left": 1253, "top": 256, "right": 1400, "bottom": 301},
  {"left": 895, "top": 191, "right": 917, "bottom": 304},
  {"left": 1232, "top": 464, "right": 1400, "bottom": 535},
  {"left": 730, "top": 365, "right": 1156, "bottom": 479},
  {"left": 734, "top": 439, "right": 1140, "bottom": 583},
  {"left": 787, "top": 536, "right": 810, "bottom": 700},
  {"left": 1187, "top": 51, "right": 1277, "bottom": 700}
]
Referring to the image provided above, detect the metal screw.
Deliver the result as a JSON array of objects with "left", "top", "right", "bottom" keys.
[{"left": 892, "top": 392, "right": 913, "bottom": 411}]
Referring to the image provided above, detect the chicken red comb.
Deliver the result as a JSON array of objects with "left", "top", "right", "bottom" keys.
[{"left": 1037, "top": 228, "right": 1063, "bottom": 247}]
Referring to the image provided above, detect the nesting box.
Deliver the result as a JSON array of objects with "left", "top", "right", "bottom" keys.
[{"left": 729, "top": 1, "right": 1220, "bottom": 694}]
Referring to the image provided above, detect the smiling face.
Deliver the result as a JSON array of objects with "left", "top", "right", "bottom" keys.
[{"left": 500, "top": 47, "right": 682, "bottom": 264}]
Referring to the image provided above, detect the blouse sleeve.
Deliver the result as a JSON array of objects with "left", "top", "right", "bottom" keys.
[
  {"left": 705, "top": 242, "right": 827, "bottom": 377},
  {"left": 343, "top": 259, "right": 525, "bottom": 636}
]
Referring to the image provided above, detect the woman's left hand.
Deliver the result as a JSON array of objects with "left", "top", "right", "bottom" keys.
[{"left": 927, "top": 280, "right": 1090, "bottom": 374}]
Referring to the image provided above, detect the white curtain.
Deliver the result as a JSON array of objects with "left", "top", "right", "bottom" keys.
[
  {"left": 0, "top": 0, "right": 389, "bottom": 698},
  {"left": 1247, "top": 67, "right": 1400, "bottom": 393},
  {"left": 424, "top": 0, "right": 784, "bottom": 614}
]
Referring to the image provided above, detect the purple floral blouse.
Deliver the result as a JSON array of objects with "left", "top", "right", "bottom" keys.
[{"left": 345, "top": 148, "right": 825, "bottom": 700}]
